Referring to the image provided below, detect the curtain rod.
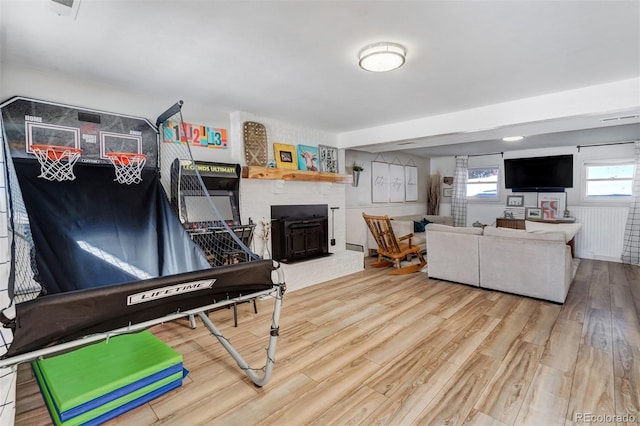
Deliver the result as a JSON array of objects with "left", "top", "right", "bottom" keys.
[
  {"left": 457, "top": 151, "right": 504, "bottom": 158},
  {"left": 577, "top": 140, "right": 638, "bottom": 152}
]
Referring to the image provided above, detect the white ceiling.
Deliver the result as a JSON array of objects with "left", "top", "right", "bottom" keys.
[{"left": 1, "top": 0, "right": 639, "bottom": 156}]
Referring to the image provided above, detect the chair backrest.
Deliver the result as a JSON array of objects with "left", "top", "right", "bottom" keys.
[{"left": 362, "top": 213, "right": 401, "bottom": 255}]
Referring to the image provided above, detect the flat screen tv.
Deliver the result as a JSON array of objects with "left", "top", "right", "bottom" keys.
[{"left": 504, "top": 154, "right": 573, "bottom": 191}]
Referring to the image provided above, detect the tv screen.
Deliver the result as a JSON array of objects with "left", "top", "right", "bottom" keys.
[
  {"left": 184, "top": 195, "right": 235, "bottom": 222},
  {"left": 504, "top": 154, "right": 573, "bottom": 190}
]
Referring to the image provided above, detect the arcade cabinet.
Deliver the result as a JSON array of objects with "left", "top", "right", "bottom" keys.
[{"left": 170, "top": 159, "right": 255, "bottom": 267}]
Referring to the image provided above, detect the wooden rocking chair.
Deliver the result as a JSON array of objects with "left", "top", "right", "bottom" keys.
[{"left": 362, "top": 213, "right": 426, "bottom": 274}]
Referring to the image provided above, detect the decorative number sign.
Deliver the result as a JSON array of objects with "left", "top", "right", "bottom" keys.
[{"left": 162, "top": 119, "right": 227, "bottom": 149}]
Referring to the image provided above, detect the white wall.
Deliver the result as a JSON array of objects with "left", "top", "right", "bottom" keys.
[
  {"left": 430, "top": 142, "right": 635, "bottom": 261},
  {"left": 344, "top": 149, "right": 430, "bottom": 251}
]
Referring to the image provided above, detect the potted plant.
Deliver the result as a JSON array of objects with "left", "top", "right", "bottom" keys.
[{"left": 352, "top": 162, "right": 364, "bottom": 187}]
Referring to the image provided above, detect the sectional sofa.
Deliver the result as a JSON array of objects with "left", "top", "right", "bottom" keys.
[{"left": 426, "top": 223, "right": 581, "bottom": 303}]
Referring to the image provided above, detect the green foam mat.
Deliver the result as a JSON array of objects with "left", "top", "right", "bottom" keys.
[
  {"left": 34, "top": 331, "right": 182, "bottom": 414},
  {"left": 34, "top": 362, "right": 183, "bottom": 426}
]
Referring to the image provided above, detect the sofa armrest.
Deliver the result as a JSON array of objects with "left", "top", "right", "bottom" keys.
[{"left": 479, "top": 236, "right": 572, "bottom": 303}]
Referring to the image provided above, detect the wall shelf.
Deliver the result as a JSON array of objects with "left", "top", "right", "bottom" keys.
[{"left": 242, "top": 166, "right": 352, "bottom": 184}]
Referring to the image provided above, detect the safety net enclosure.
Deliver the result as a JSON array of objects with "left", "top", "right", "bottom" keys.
[{"left": 0, "top": 97, "right": 284, "bottom": 388}]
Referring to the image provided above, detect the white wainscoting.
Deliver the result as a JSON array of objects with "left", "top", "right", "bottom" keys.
[{"left": 572, "top": 206, "right": 628, "bottom": 262}]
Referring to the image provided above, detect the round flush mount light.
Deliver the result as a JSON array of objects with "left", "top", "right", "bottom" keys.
[
  {"left": 358, "top": 42, "right": 407, "bottom": 72},
  {"left": 502, "top": 136, "right": 524, "bottom": 142}
]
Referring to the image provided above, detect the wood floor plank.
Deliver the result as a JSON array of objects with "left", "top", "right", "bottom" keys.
[
  {"left": 514, "top": 364, "right": 572, "bottom": 426},
  {"left": 463, "top": 409, "right": 510, "bottom": 426},
  {"left": 13, "top": 259, "right": 640, "bottom": 426},
  {"left": 262, "top": 356, "right": 380, "bottom": 425},
  {"left": 540, "top": 318, "right": 583, "bottom": 372},
  {"left": 412, "top": 352, "right": 501, "bottom": 425},
  {"left": 364, "top": 326, "right": 456, "bottom": 396},
  {"left": 581, "top": 307, "right": 613, "bottom": 353},
  {"left": 438, "top": 314, "right": 502, "bottom": 367},
  {"left": 475, "top": 340, "right": 545, "bottom": 425},
  {"left": 362, "top": 357, "right": 460, "bottom": 425},
  {"left": 520, "top": 302, "right": 561, "bottom": 346},
  {"left": 566, "top": 345, "right": 616, "bottom": 425},
  {"left": 478, "top": 309, "right": 530, "bottom": 360},
  {"left": 307, "top": 385, "right": 387, "bottom": 426},
  {"left": 613, "top": 343, "right": 640, "bottom": 421},
  {"left": 558, "top": 289, "right": 589, "bottom": 323}
]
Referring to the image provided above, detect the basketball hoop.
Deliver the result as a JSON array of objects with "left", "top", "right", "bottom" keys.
[
  {"left": 31, "top": 144, "right": 82, "bottom": 182},
  {"left": 106, "top": 152, "right": 147, "bottom": 185}
]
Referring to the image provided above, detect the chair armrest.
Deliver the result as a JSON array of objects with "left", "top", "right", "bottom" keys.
[
  {"left": 398, "top": 233, "right": 414, "bottom": 247},
  {"left": 398, "top": 233, "right": 414, "bottom": 241}
]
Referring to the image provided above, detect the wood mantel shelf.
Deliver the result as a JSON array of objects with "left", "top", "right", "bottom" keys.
[{"left": 242, "top": 166, "right": 352, "bottom": 184}]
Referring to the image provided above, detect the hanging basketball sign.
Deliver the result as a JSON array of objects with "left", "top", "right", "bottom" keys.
[{"left": 162, "top": 119, "right": 227, "bottom": 149}]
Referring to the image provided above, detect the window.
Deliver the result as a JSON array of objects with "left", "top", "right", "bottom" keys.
[
  {"left": 467, "top": 167, "right": 499, "bottom": 198},
  {"left": 584, "top": 161, "right": 635, "bottom": 198}
]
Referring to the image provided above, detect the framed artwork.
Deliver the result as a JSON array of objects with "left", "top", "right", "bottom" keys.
[
  {"left": 538, "top": 192, "right": 567, "bottom": 219},
  {"left": 273, "top": 143, "right": 298, "bottom": 170},
  {"left": 389, "top": 164, "right": 405, "bottom": 202},
  {"left": 443, "top": 187, "right": 453, "bottom": 197},
  {"left": 506, "top": 195, "right": 524, "bottom": 207},
  {"left": 526, "top": 207, "right": 543, "bottom": 219},
  {"left": 405, "top": 166, "right": 418, "bottom": 201},
  {"left": 297, "top": 145, "right": 319, "bottom": 171},
  {"left": 318, "top": 145, "right": 338, "bottom": 173},
  {"left": 371, "top": 161, "right": 390, "bottom": 203}
]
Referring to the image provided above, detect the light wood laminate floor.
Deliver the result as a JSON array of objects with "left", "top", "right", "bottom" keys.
[{"left": 14, "top": 259, "right": 640, "bottom": 425}]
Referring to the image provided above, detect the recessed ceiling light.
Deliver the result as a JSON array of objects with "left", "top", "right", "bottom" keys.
[
  {"left": 502, "top": 136, "right": 524, "bottom": 142},
  {"left": 358, "top": 42, "right": 407, "bottom": 72}
]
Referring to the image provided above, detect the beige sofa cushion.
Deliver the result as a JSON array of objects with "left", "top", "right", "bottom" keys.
[
  {"left": 428, "top": 223, "right": 483, "bottom": 235},
  {"left": 525, "top": 220, "right": 582, "bottom": 243},
  {"left": 484, "top": 226, "right": 565, "bottom": 242}
]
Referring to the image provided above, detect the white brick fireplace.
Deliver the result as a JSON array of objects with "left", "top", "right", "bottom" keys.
[
  {"left": 239, "top": 179, "right": 363, "bottom": 292},
  {"left": 230, "top": 111, "right": 363, "bottom": 292}
]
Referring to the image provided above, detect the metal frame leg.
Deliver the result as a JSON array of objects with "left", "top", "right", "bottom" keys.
[{"left": 196, "top": 283, "right": 284, "bottom": 387}]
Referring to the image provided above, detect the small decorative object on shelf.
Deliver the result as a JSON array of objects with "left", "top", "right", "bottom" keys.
[
  {"left": 319, "top": 145, "right": 339, "bottom": 173},
  {"left": 243, "top": 121, "right": 268, "bottom": 166},
  {"left": 352, "top": 162, "right": 364, "bottom": 187}
]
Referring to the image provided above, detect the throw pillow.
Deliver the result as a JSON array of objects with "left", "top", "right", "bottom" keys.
[{"left": 414, "top": 220, "right": 426, "bottom": 233}]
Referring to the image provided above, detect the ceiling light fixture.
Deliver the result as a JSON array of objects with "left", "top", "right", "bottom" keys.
[
  {"left": 358, "top": 42, "right": 407, "bottom": 72},
  {"left": 502, "top": 136, "right": 524, "bottom": 142}
]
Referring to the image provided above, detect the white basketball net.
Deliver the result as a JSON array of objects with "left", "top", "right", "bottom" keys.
[
  {"left": 107, "top": 153, "right": 147, "bottom": 185},
  {"left": 31, "top": 145, "right": 81, "bottom": 182}
]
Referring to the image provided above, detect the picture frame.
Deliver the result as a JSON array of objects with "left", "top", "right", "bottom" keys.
[
  {"left": 297, "top": 144, "right": 319, "bottom": 171},
  {"left": 318, "top": 144, "right": 338, "bottom": 173},
  {"left": 371, "top": 161, "right": 390, "bottom": 203},
  {"left": 525, "top": 207, "right": 543, "bottom": 219},
  {"left": 273, "top": 143, "right": 298, "bottom": 170},
  {"left": 389, "top": 164, "right": 405, "bottom": 202},
  {"left": 405, "top": 166, "right": 418, "bottom": 201},
  {"left": 506, "top": 195, "right": 524, "bottom": 207},
  {"left": 538, "top": 192, "right": 567, "bottom": 219},
  {"left": 443, "top": 187, "right": 453, "bottom": 197}
]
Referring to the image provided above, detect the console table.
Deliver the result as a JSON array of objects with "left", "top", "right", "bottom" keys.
[{"left": 496, "top": 217, "right": 577, "bottom": 257}]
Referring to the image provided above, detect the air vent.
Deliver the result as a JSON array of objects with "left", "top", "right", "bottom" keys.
[{"left": 601, "top": 114, "right": 640, "bottom": 122}]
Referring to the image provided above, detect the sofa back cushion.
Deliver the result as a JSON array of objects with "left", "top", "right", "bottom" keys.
[
  {"left": 427, "top": 223, "right": 483, "bottom": 235},
  {"left": 525, "top": 220, "right": 582, "bottom": 243},
  {"left": 484, "top": 226, "right": 565, "bottom": 242}
]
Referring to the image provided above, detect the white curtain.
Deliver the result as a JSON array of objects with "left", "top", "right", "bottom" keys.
[
  {"left": 451, "top": 156, "right": 468, "bottom": 227},
  {"left": 621, "top": 141, "right": 640, "bottom": 265}
]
